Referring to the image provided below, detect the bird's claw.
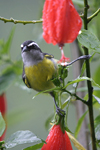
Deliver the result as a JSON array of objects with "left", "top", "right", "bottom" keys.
[{"left": 56, "top": 107, "right": 65, "bottom": 116}]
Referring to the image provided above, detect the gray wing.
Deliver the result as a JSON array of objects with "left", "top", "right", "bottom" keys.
[{"left": 22, "top": 66, "right": 31, "bottom": 88}]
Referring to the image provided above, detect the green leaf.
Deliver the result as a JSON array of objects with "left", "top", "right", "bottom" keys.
[
  {"left": 0, "top": 141, "right": 5, "bottom": 149},
  {"left": 65, "top": 126, "right": 73, "bottom": 134},
  {"left": 0, "top": 112, "right": 5, "bottom": 137},
  {"left": 0, "top": 69, "right": 17, "bottom": 94},
  {"left": 74, "top": 110, "right": 88, "bottom": 138},
  {"left": 84, "top": 93, "right": 88, "bottom": 101},
  {"left": 64, "top": 76, "right": 92, "bottom": 89},
  {"left": 93, "top": 95, "right": 100, "bottom": 104},
  {"left": 0, "top": 27, "right": 15, "bottom": 54},
  {"left": 64, "top": 76, "right": 100, "bottom": 90},
  {"left": 94, "top": 115, "right": 100, "bottom": 141},
  {"left": 77, "top": 29, "right": 100, "bottom": 53},
  {"left": 32, "top": 87, "right": 61, "bottom": 99},
  {"left": 52, "top": 78, "right": 61, "bottom": 86},
  {"left": 93, "top": 65, "right": 100, "bottom": 106},
  {"left": 5, "top": 130, "right": 43, "bottom": 149},
  {"left": 62, "top": 96, "right": 71, "bottom": 109},
  {"left": 92, "top": 79, "right": 100, "bottom": 89},
  {"left": 23, "top": 143, "right": 44, "bottom": 150}
]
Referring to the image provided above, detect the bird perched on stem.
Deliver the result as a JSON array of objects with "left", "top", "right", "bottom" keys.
[{"left": 21, "top": 40, "right": 90, "bottom": 116}]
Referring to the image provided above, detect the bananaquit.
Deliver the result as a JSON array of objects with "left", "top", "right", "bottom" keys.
[{"left": 21, "top": 40, "right": 63, "bottom": 115}]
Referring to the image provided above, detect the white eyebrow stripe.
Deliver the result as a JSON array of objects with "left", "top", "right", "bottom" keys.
[{"left": 28, "top": 42, "right": 39, "bottom": 48}]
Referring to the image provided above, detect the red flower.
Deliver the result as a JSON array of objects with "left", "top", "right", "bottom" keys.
[
  {"left": 41, "top": 124, "right": 73, "bottom": 150},
  {"left": 0, "top": 93, "right": 7, "bottom": 116},
  {"left": 0, "top": 93, "right": 7, "bottom": 141},
  {"left": 42, "top": 0, "right": 82, "bottom": 46}
]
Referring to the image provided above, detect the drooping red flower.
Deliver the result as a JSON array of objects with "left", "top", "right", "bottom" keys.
[
  {"left": 42, "top": 0, "right": 82, "bottom": 46},
  {"left": 0, "top": 93, "right": 7, "bottom": 141},
  {"left": 0, "top": 93, "right": 7, "bottom": 116},
  {"left": 41, "top": 124, "right": 73, "bottom": 150}
]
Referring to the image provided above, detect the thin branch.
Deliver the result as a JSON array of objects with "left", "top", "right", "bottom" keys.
[
  {"left": 0, "top": 16, "right": 42, "bottom": 25},
  {"left": 80, "top": 14, "right": 84, "bottom": 19},
  {"left": 62, "top": 89, "right": 88, "bottom": 105},
  {"left": 66, "top": 55, "right": 91, "bottom": 67},
  {"left": 88, "top": 8, "right": 100, "bottom": 23}
]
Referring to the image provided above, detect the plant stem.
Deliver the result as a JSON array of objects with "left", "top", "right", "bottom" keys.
[
  {"left": 88, "top": 8, "right": 100, "bottom": 23},
  {"left": 83, "top": 0, "right": 97, "bottom": 150},
  {"left": 62, "top": 89, "right": 88, "bottom": 105},
  {"left": 0, "top": 16, "right": 42, "bottom": 25}
]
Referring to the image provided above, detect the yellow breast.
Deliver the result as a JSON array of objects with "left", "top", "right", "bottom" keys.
[{"left": 24, "top": 57, "right": 57, "bottom": 91}]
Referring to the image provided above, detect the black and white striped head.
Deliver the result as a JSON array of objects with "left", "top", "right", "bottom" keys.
[
  {"left": 21, "top": 40, "right": 42, "bottom": 53},
  {"left": 21, "top": 40, "right": 43, "bottom": 66}
]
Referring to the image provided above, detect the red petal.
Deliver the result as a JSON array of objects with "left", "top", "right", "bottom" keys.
[
  {"left": 43, "top": 0, "right": 82, "bottom": 45},
  {"left": 41, "top": 125, "right": 72, "bottom": 150},
  {"left": 0, "top": 93, "right": 7, "bottom": 115},
  {"left": 0, "top": 93, "right": 7, "bottom": 141}
]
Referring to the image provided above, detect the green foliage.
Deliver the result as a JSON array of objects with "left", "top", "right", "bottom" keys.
[
  {"left": 94, "top": 115, "right": 100, "bottom": 147},
  {"left": 64, "top": 76, "right": 92, "bottom": 88},
  {"left": 0, "top": 27, "right": 15, "bottom": 55},
  {"left": 52, "top": 78, "right": 61, "bottom": 87},
  {"left": 5, "top": 130, "right": 45, "bottom": 149},
  {"left": 74, "top": 110, "right": 88, "bottom": 138},
  {"left": 62, "top": 96, "right": 71, "bottom": 109},
  {"left": 52, "top": 65, "right": 68, "bottom": 87},
  {"left": 0, "top": 27, "right": 15, "bottom": 66},
  {"left": 93, "top": 65, "right": 100, "bottom": 106},
  {"left": 0, "top": 69, "right": 17, "bottom": 95},
  {"left": 0, "top": 141, "right": 5, "bottom": 149},
  {"left": 93, "top": 95, "right": 100, "bottom": 104},
  {"left": 58, "top": 65, "right": 68, "bottom": 80},
  {"left": 0, "top": 112, "right": 5, "bottom": 137},
  {"left": 23, "top": 143, "right": 44, "bottom": 150},
  {"left": 0, "top": 28, "right": 24, "bottom": 94},
  {"left": 77, "top": 29, "right": 100, "bottom": 54}
]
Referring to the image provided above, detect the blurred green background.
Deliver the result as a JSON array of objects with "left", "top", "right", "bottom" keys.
[{"left": 0, "top": 0, "right": 100, "bottom": 150}]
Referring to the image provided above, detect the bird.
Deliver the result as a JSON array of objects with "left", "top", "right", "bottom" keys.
[
  {"left": 21, "top": 40, "right": 91, "bottom": 116},
  {"left": 21, "top": 40, "right": 64, "bottom": 115}
]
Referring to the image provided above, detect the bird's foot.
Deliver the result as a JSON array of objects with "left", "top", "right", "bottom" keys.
[{"left": 56, "top": 107, "right": 65, "bottom": 116}]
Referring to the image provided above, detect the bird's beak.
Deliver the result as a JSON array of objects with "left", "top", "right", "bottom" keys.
[{"left": 22, "top": 46, "right": 28, "bottom": 53}]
